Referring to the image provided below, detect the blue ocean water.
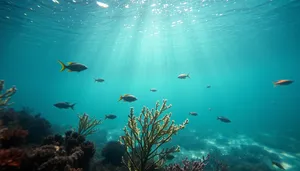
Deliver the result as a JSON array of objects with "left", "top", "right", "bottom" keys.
[{"left": 0, "top": 0, "right": 300, "bottom": 170}]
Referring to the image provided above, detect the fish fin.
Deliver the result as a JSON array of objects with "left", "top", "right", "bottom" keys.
[
  {"left": 68, "top": 69, "right": 72, "bottom": 72},
  {"left": 105, "top": 115, "right": 108, "bottom": 119},
  {"left": 58, "top": 60, "right": 66, "bottom": 72},
  {"left": 273, "top": 82, "right": 277, "bottom": 87},
  {"left": 187, "top": 73, "right": 190, "bottom": 78},
  {"left": 68, "top": 62, "right": 74, "bottom": 65},
  {"left": 70, "top": 103, "right": 76, "bottom": 110},
  {"left": 118, "top": 95, "right": 123, "bottom": 102}
]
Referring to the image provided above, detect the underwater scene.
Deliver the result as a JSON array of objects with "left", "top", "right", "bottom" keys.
[{"left": 0, "top": 0, "right": 299, "bottom": 171}]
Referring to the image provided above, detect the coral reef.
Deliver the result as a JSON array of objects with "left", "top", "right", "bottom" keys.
[
  {"left": 120, "top": 99, "right": 189, "bottom": 171},
  {"left": 165, "top": 155, "right": 209, "bottom": 171},
  {"left": 0, "top": 106, "right": 98, "bottom": 171},
  {"left": 0, "top": 80, "right": 17, "bottom": 111},
  {"left": 0, "top": 148, "right": 24, "bottom": 171},
  {"left": 101, "top": 141, "right": 126, "bottom": 166},
  {"left": 42, "top": 134, "right": 64, "bottom": 146},
  {"left": 0, "top": 128, "right": 28, "bottom": 148},
  {"left": 0, "top": 108, "right": 52, "bottom": 144},
  {"left": 78, "top": 113, "right": 102, "bottom": 137}
]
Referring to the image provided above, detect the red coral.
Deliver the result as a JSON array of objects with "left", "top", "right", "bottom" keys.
[{"left": 0, "top": 148, "right": 24, "bottom": 169}]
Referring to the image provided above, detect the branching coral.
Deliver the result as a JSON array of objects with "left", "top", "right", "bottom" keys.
[
  {"left": 0, "top": 80, "right": 17, "bottom": 111},
  {"left": 0, "top": 148, "right": 24, "bottom": 170},
  {"left": 120, "top": 99, "right": 189, "bottom": 171},
  {"left": 77, "top": 113, "right": 102, "bottom": 137}
]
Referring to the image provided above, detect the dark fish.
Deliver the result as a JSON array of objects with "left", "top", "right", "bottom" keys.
[
  {"left": 273, "top": 80, "right": 293, "bottom": 87},
  {"left": 217, "top": 116, "right": 231, "bottom": 123},
  {"left": 54, "top": 102, "right": 76, "bottom": 110},
  {"left": 58, "top": 60, "right": 88, "bottom": 72},
  {"left": 272, "top": 161, "right": 285, "bottom": 170},
  {"left": 34, "top": 113, "right": 41, "bottom": 118},
  {"left": 94, "top": 78, "right": 105, "bottom": 82},
  {"left": 165, "top": 154, "right": 175, "bottom": 160},
  {"left": 207, "top": 85, "right": 211, "bottom": 88},
  {"left": 159, "top": 153, "right": 175, "bottom": 161},
  {"left": 150, "top": 88, "right": 157, "bottom": 92},
  {"left": 105, "top": 114, "right": 117, "bottom": 119},
  {"left": 189, "top": 112, "right": 198, "bottom": 116},
  {"left": 118, "top": 94, "right": 137, "bottom": 102}
]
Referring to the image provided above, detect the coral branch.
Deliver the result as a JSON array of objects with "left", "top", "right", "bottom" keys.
[
  {"left": 120, "top": 99, "right": 189, "bottom": 171},
  {"left": 77, "top": 113, "right": 102, "bottom": 137},
  {"left": 0, "top": 80, "right": 17, "bottom": 111}
]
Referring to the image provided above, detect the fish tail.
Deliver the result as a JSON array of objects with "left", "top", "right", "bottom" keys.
[
  {"left": 70, "top": 103, "right": 76, "bottom": 110},
  {"left": 272, "top": 82, "right": 277, "bottom": 87},
  {"left": 104, "top": 115, "right": 107, "bottom": 119},
  {"left": 118, "top": 95, "right": 123, "bottom": 102},
  {"left": 187, "top": 73, "right": 190, "bottom": 78},
  {"left": 58, "top": 60, "right": 66, "bottom": 72},
  {"left": 94, "top": 78, "right": 96, "bottom": 82}
]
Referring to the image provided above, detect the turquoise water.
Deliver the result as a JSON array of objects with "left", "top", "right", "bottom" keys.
[{"left": 1, "top": 0, "right": 300, "bottom": 170}]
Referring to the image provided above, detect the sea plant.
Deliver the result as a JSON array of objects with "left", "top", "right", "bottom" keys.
[
  {"left": 120, "top": 99, "right": 189, "bottom": 171},
  {"left": 0, "top": 80, "right": 17, "bottom": 111},
  {"left": 77, "top": 113, "right": 102, "bottom": 137}
]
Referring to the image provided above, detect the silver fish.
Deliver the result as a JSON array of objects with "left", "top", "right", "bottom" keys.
[{"left": 178, "top": 73, "right": 190, "bottom": 79}]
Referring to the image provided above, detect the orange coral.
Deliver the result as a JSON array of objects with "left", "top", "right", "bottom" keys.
[{"left": 0, "top": 148, "right": 24, "bottom": 168}]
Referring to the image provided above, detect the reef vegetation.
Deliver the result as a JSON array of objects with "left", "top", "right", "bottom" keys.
[{"left": 0, "top": 80, "right": 212, "bottom": 171}]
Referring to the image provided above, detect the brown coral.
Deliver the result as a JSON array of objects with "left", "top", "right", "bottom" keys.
[{"left": 0, "top": 148, "right": 24, "bottom": 169}]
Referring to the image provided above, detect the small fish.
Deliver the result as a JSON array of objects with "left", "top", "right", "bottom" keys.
[
  {"left": 159, "top": 153, "right": 175, "bottom": 161},
  {"left": 208, "top": 108, "right": 212, "bottom": 111},
  {"left": 189, "top": 112, "right": 198, "bottom": 116},
  {"left": 58, "top": 60, "right": 88, "bottom": 72},
  {"left": 178, "top": 73, "right": 190, "bottom": 79},
  {"left": 150, "top": 88, "right": 157, "bottom": 92},
  {"left": 105, "top": 114, "right": 117, "bottom": 119},
  {"left": 273, "top": 80, "right": 293, "bottom": 87},
  {"left": 118, "top": 94, "right": 137, "bottom": 102},
  {"left": 165, "top": 154, "right": 175, "bottom": 160},
  {"left": 207, "top": 85, "right": 211, "bottom": 88},
  {"left": 54, "top": 102, "right": 76, "bottom": 110},
  {"left": 217, "top": 116, "right": 231, "bottom": 123},
  {"left": 34, "top": 113, "right": 41, "bottom": 118},
  {"left": 272, "top": 161, "right": 285, "bottom": 170},
  {"left": 94, "top": 78, "right": 105, "bottom": 82}
]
